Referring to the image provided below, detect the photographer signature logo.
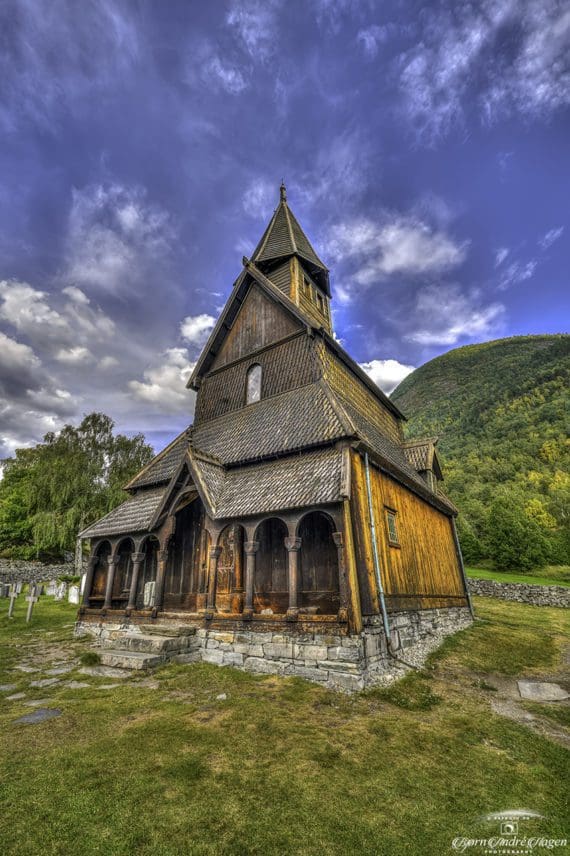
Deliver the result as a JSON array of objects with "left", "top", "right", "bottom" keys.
[{"left": 451, "top": 809, "right": 567, "bottom": 854}]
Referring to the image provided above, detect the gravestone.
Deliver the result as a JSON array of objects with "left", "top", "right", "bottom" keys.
[
  {"left": 46, "top": 580, "right": 58, "bottom": 597},
  {"left": 8, "top": 584, "right": 18, "bottom": 618},
  {"left": 55, "top": 582, "right": 67, "bottom": 601},
  {"left": 0, "top": 583, "right": 10, "bottom": 597},
  {"left": 68, "top": 585, "right": 80, "bottom": 605},
  {"left": 15, "top": 581, "right": 23, "bottom": 595},
  {"left": 25, "top": 584, "right": 39, "bottom": 623}
]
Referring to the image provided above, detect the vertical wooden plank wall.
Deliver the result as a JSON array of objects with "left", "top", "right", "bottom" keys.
[{"left": 349, "top": 451, "right": 468, "bottom": 613}]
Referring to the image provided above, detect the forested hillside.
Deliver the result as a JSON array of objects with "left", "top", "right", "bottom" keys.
[{"left": 391, "top": 335, "right": 570, "bottom": 569}]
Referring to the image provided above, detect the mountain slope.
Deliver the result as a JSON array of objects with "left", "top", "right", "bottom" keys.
[{"left": 391, "top": 335, "right": 570, "bottom": 565}]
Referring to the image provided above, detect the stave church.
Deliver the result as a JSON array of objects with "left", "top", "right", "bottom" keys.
[{"left": 77, "top": 185, "right": 472, "bottom": 691}]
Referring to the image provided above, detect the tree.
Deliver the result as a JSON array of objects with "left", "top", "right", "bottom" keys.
[
  {"left": 0, "top": 413, "right": 154, "bottom": 559},
  {"left": 485, "top": 496, "right": 549, "bottom": 572}
]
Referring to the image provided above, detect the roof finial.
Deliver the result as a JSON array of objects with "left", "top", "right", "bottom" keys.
[{"left": 280, "top": 180, "right": 287, "bottom": 202}]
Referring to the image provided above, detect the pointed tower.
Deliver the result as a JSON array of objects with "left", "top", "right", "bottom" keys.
[{"left": 251, "top": 183, "right": 332, "bottom": 334}]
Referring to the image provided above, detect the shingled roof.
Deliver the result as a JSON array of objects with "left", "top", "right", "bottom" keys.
[
  {"left": 79, "top": 487, "right": 166, "bottom": 538},
  {"left": 402, "top": 438, "right": 443, "bottom": 480},
  {"left": 124, "top": 429, "right": 189, "bottom": 490},
  {"left": 251, "top": 184, "right": 330, "bottom": 294},
  {"left": 190, "top": 381, "right": 348, "bottom": 466},
  {"left": 189, "top": 446, "right": 343, "bottom": 518}
]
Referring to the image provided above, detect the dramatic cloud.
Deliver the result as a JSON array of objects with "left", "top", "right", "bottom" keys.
[
  {"left": 242, "top": 178, "right": 275, "bottom": 216},
  {"left": 180, "top": 314, "right": 216, "bottom": 347},
  {"left": 326, "top": 215, "right": 468, "bottom": 287},
  {"left": 54, "top": 346, "right": 92, "bottom": 365},
  {"left": 0, "top": 0, "right": 141, "bottom": 132},
  {"left": 360, "top": 358, "right": 415, "bottom": 394},
  {"left": 498, "top": 259, "right": 537, "bottom": 291},
  {"left": 64, "top": 183, "right": 175, "bottom": 295},
  {"left": 406, "top": 284, "right": 505, "bottom": 345},
  {"left": 356, "top": 25, "right": 390, "bottom": 58},
  {"left": 0, "top": 280, "right": 69, "bottom": 347},
  {"left": 128, "top": 348, "right": 195, "bottom": 414},
  {"left": 398, "top": 0, "right": 570, "bottom": 141},
  {"left": 202, "top": 56, "right": 248, "bottom": 95}
]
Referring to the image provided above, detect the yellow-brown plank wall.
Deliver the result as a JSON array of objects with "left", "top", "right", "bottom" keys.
[{"left": 349, "top": 450, "right": 468, "bottom": 613}]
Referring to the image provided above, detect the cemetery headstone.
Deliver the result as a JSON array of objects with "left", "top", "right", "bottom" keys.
[
  {"left": 46, "top": 580, "right": 57, "bottom": 597},
  {"left": 55, "top": 582, "right": 67, "bottom": 601},
  {"left": 8, "top": 584, "right": 18, "bottom": 618},
  {"left": 25, "top": 584, "right": 39, "bottom": 623},
  {"left": 68, "top": 584, "right": 80, "bottom": 605}
]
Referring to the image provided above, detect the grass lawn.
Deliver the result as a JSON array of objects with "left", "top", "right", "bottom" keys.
[
  {"left": 0, "top": 595, "right": 568, "bottom": 855},
  {"left": 466, "top": 565, "right": 570, "bottom": 587}
]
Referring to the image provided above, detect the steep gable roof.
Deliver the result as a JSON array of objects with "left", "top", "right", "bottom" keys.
[{"left": 124, "top": 429, "right": 189, "bottom": 490}]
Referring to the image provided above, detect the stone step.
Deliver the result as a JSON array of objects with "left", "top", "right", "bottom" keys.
[
  {"left": 99, "top": 649, "right": 167, "bottom": 671},
  {"left": 101, "top": 634, "right": 195, "bottom": 654},
  {"left": 140, "top": 624, "right": 196, "bottom": 637}
]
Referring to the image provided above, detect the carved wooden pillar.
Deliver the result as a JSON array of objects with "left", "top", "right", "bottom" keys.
[
  {"left": 103, "top": 555, "right": 117, "bottom": 610},
  {"left": 81, "top": 553, "right": 98, "bottom": 610},
  {"left": 126, "top": 551, "right": 145, "bottom": 613},
  {"left": 153, "top": 548, "right": 169, "bottom": 614},
  {"left": 242, "top": 540, "right": 259, "bottom": 620},
  {"left": 285, "top": 536, "right": 301, "bottom": 619},
  {"left": 206, "top": 546, "right": 222, "bottom": 611},
  {"left": 332, "top": 531, "right": 349, "bottom": 623}
]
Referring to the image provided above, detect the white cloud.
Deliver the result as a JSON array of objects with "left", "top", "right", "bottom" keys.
[
  {"left": 539, "top": 226, "right": 564, "bottom": 250},
  {"left": 180, "top": 314, "right": 216, "bottom": 347},
  {"left": 242, "top": 178, "right": 275, "bottom": 215},
  {"left": 360, "top": 358, "right": 415, "bottom": 394},
  {"left": 398, "top": 1, "right": 570, "bottom": 142},
  {"left": 55, "top": 346, "right": 92, "bottom": 364},
  {"left": 356, "top": 25, "right": 389, "bottom": 58},
  {"left": 227, "top": 0, "right": 281, "bottom": 61},
  {"left": 326, "top": 215, "right": 468, "bottom": 286},
  {"left": 128, "top": 348, "right": 195, "bottom": 414},
  {"left": 64, "top": 183, "right": 175, "bottom": 294},
  {"left": 495, "top": 247, "right": 509, "bottom": 267},
  {"left": 498, "top": 259, "right": 537, "bottom": 290},
  {"left": 202, "top": 56, "right": 248, "bottom": 94},
  {"left": 406, "top": 284, "right": 505, "bottom": 345},
  {"left": 0, "top": 279, "right": 69, "bottom": 345},
  {"left": 98, "top": 356, "right": 119, "bottom": 371},
  {"left": 61, "top": 285, "right": 91, "bottom": 305}
]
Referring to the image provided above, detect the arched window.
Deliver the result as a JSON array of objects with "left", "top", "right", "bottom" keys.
[{"left": 246, "top": 363, "right": 262, "bottom": 404}]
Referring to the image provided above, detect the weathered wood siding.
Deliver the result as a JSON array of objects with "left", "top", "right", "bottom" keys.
[
  {"left": 293, "top": 258, "right": 332, "bottom": 332},
  {"left": 195, "top": 331, "right": 320, "bottom": 423},
  {"left": 349, "top": 451, "right": 467, "bottom": 613},
  {"left": 212, "top": 284, "right": 300, "bottom": 370},
  {"left": 319, "top": 342, "right": 403, "bottom": 445},
  {"left": 267, "top": 259, "right": 293, "bottom": 296}
]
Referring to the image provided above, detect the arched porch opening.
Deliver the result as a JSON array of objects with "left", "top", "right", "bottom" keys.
[
  {"left": 88, "top": 540, "right": 111, "bottom": 608},
  {"left": 136, "top": 536, "right": 160, "bottom": 610},
  {"left": 298, "top": 511, "right": 340, "bottom": 615},
  {"left": 111, "top": 537, "right": 134, "bottom": 609},
  {"left": 254, "top": 517, "right": 288, "bottom": 614},
  {"left": 163, "top": 497, "right": 208, "bottom": 611},
  {"left": 215, "top": 523, "right": 246, "bottom": 613}
]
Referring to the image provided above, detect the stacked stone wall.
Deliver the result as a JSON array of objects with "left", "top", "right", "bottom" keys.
[{"left": 468, "top": 578, "right": 569, "bottom": 608}]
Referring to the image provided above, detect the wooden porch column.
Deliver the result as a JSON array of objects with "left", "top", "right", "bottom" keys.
[
  {"left": 242, "top": 540, "right": 259, "bottom": 620},
  {"left": 153, "top": 548, "right": 169, "bottom": 614},
  {"left": 81, "top": 553, "right": 98, "bottom": 610},
  {"left": 102, "top": 555, "right": 116, "bottom": 611},
  {"left": 332, "top": 532, "right": 349, "bottom": 624},
  {"left": 285, "top": 536, "right": 301, "bottom": 620},
  {"left": 126, "top": 551, "right": 145, "bottom": 613},
  {"left": 206, "top": 546, "right": 222, "bottom": 611}
]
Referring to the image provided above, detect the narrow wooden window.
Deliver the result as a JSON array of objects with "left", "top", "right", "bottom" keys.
[
  {"left": 316, "top": 291, "right": 324, "bottom": 312},
  {"left": 303, "top": 276, "right": 311, "bottom": 296},
  {"left": 245, "top": 363, "right": 262, "bottom": 404},
  {"left": 386, "top": 509, "right": 399, "bottom": 547}
]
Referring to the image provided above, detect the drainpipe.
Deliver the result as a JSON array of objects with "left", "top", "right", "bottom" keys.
[
  {"left": 364, "top": 452, "right": 395, "bottom": 655},
  {"left": 451, "top": 517, "right": 475, "bottom": 619}
]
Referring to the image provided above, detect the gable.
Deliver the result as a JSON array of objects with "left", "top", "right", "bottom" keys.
[{"left": 211, "top": 283, "right": 301, "bottom": 370}]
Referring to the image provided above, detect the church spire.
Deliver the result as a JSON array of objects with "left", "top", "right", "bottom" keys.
[{"left": 251, "top": 184, "right": 330, "bottom": 296}]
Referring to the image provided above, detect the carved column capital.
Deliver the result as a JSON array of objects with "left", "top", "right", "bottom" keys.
[
  {"left": 158, "top": 549, "right": 169, "bottom": 564},
  {"left": 332, "top": 532, "right": 343, "bottom": 548},
  {"left": 131, "top": 552, "right": 145, "bottom": 564},
  {"left": 209, "top": 546, "right": 223, "bottom": 560},
  {"left": 244, "top": 541, "right": 260, "bottom": 555},
  {"left": 284, "top": 537, "right": 302, "bottom": 552}
]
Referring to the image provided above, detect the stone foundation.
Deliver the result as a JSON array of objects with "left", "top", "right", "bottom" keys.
[{"left": 76, "top": 606, "right": 472, "bottom": 692}]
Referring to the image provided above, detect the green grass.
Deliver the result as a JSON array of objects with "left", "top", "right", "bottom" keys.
[
  {"left": 466, "top": 565, "right": 570, "bottom": 587},
  {"left": 0, "top": 595, "right": 568, "bottom": 855}
]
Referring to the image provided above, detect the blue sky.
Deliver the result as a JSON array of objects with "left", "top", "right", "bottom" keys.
[{"left": 0, "top": 0, "right": 568, "bottom": 456}]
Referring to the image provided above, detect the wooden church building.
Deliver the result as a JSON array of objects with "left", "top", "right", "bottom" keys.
[{"left": 77, "top": 185, "right": 473, "bottom": 690}]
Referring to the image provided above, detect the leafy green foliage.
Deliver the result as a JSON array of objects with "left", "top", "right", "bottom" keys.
[
  {"left": 392, "top": 335, "right": 570, "bottom": 570},
  {"left": 0, "top": 412, "right": 153, "bottom": 559}
]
